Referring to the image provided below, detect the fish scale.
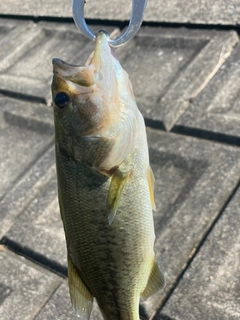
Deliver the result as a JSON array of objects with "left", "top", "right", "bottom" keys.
[
  {"left": 52, "top": 31, "right": 165, "bottom": 320},
  {"left": 57, "top": 147, "right": 154, "bottom": 319}
]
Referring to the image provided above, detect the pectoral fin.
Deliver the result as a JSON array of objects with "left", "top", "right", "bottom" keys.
[
  {"left": 68, "top": 255, "right": 93, "bottom": 319},
  {"left": 141, "top": 259, "right": 165, "bottom": 299},
  {"left": 147, "top": 166, "right": 156, "bottom": 211},
  {"left": 107, "top": 167, "right": 132, "bottom": 225}
]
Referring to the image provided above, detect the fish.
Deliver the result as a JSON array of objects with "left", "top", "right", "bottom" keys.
[{"left": 52, "top": 31, "right": 165, "bottom": 320}]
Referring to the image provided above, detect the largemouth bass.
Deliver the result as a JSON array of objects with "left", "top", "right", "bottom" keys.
[{"left": 52, "top": 31, "right": 165, "bottom": 320}]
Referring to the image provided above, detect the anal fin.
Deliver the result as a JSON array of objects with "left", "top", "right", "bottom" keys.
[
  {"left": 68, "top": 255, "right": 93, "bottom": 319},
  {"left": 107, "top": 167, "right": 132, "bottom": 225},
  {"left": 141, "top": 259, "right": 165, "bottom": 299},
  {"left": 147, "top": 166, "right": 156, "bottom": 211}
]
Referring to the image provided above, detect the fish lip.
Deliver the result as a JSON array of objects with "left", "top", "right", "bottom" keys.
[
  {"left": 91, "top": 31, "right": 114, "bottom": 72},
  {"left": 52, "top": 58, "right": 67, "bottom": 76},
  {"left": 52, "top": 58, "right": 93, "bottom": 86},
  {"left": 52, "top": 58, "right": 85, "bottom": 77},
  {"left": 52, "top": 58, "right": 81, "bottom": 69}
]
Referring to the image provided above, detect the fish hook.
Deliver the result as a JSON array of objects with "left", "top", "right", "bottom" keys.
[{"left": 72, "top": 0, "right": 148, "bottom": 48}]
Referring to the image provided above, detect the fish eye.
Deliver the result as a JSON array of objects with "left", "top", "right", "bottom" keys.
[{"left": 54, "top": 92, "right": 70, "bottom": 109}]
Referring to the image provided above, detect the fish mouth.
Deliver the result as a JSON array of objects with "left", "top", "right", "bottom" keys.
[
  {"left": 52, "top": 31, "right": 116, "bottom": 85},
  {"left": 91, "top": 31, "right": 116, "bottom": 74},
  {"left": 52, "top": 58, "right": 85, "bottom": 77},
  {"left": 52, "top": 57, "right": 95, "bottom": 87},
  {"left": 52, "top": 31, "right": 119, "bottom": 97},
  {"left": 52, "top": 58, "right": 79, "bottom": 70}
]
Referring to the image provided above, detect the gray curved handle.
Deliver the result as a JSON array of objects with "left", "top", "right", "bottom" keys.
[{"left": 72, "top": 0, "right": 148, "bottom": 47}]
